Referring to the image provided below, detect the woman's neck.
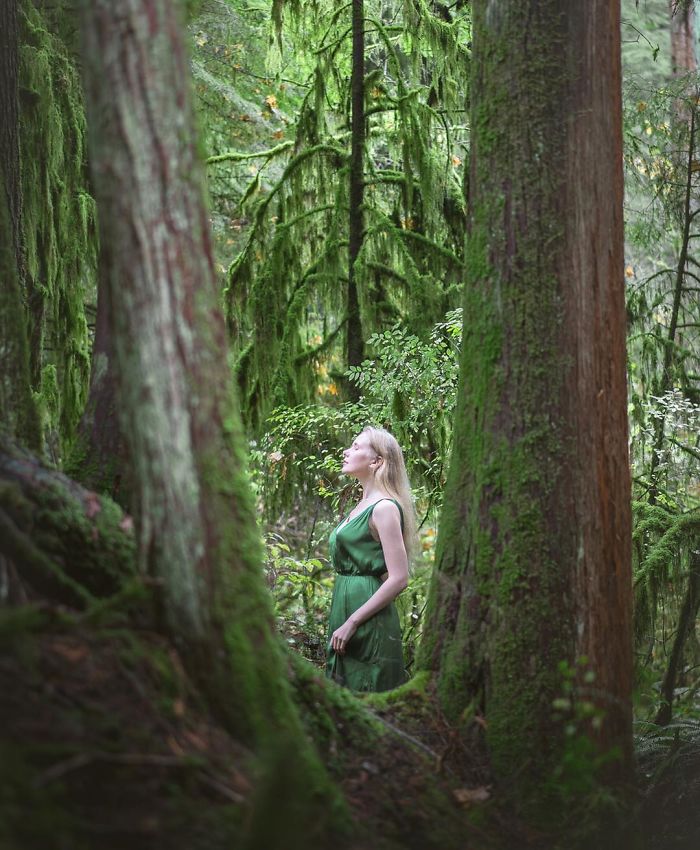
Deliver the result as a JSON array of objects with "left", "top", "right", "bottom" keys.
[{"left": 358, "top": 479, "right": 387, "bottom": 502}]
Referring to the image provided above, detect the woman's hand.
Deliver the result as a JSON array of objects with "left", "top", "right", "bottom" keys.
[{"left": 330, "top": 618, "right": 358, "bottom": 655}]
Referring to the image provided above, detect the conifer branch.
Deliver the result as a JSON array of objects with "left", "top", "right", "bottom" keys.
[
  {"left": 277, "top": 205, "right": 336, "bottom": 231},
  {"left": 365, "top": 261, "right": 409, "bottom": 285}
]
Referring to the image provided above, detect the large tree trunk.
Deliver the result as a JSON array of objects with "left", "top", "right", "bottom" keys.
[
  {"left": 0, "top": 0, "right": 23, "bottom": 274},
  {"left": 0, "top": 0, "right": 40, "bottom": 450},
  {"left": 418, "top": 0, "right": 633, "bottom": 799},
  {"left": 79, "top": 1, "right": 344, "bottom": 842}
]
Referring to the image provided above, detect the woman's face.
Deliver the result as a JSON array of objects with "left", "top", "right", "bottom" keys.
[{"left": 341, "top": 432, "right": 377, "bottom": 478}]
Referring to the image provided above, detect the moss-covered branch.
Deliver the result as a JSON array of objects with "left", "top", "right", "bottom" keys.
[
  {"left": 0, "top": 437, "right": 135, "bottom": 606},
  {"left": 205, "top": 140, "right": 293, "bottom": 165}
]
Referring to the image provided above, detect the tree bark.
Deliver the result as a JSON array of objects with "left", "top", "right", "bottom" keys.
[
  {"left": 670, "top": 1, "right": 697, "bottom": 75},
  {"left": 79, "top": 0, "right": 344, "bottom": 840},
  {"left": 0, "top": 0, "right": 22, "bottom": 273},
  {"left": 418, "top": 0, "right": 633, "bottom": 798},
  {"left": 66, "top": 253, "right": 129, "bottom": 507},
  {"left": 346, "top": 0, "right": 365, "bottom": 396},
  {"left": 0, "top": 0, "right": 40, "bottom": 450}
]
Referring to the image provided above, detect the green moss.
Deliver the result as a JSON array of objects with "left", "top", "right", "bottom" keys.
[
  {"left": 61, "top": 431, "right": 122, "bottom": 498},
  {"left": 18, "top": 0, "right": 98, "bottom": 460},
  {"left": 32, "top": 364, "right": 60, "bottom": 446},
  {"left": 358, "top": 669, "right": 431, "bottom": 710}
]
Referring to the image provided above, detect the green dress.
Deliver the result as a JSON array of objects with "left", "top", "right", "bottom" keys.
[{"left": 325, "top": 498, "right": 408, "bottom": 692}]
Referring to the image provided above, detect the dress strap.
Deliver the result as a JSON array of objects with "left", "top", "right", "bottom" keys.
[{"left": 370, "top": 497, "right": 404, "bottom": 530}]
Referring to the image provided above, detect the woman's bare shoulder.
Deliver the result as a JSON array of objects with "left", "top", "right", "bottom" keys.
[{"left": 371, "top": 499, "right": 401, "bottom": 523}]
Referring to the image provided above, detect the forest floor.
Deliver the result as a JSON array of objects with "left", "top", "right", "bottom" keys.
[
  {"left": 636, "top": 717, "right": 700, "bottom": 850},
  {"left": 1, "top": 602, "right": 699, "bottom": 850}
]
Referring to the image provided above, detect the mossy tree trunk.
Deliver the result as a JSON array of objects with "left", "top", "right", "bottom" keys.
[
  {"left": 17, "top": 0, "right": 98, "bottom": 461},
  {"left": 418, "top": 0, "right": 633, "bottom": 799},
  {"left": 346, "top": 0, "right": 365, "bottom": 396},
  {"left": 79, "top": 1, "right": 345, "bottom": 842},
  {"left": 0, "top": 0, "right": 40, "bottom": 450},
  {"left": 1, "top": 0, "right": 23, "bottom": 277}
]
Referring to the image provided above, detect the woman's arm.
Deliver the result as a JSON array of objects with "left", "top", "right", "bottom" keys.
[{"left": 330, "top": 500, "right": 408, "bottom": 655}]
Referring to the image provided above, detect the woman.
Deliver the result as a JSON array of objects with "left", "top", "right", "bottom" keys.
[{"left": 326, "top": 426, "right": 416, "bottom": 692}]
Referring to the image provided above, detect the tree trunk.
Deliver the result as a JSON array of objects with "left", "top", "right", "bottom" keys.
[
  {"left": 418, "top": 0, "right": 633, "bottom": 799},
  {"left": 670, "top": 1, "right": 696, "bottom": 75},
  {"left": 346, "top": 0, "right": 365, "bottom": 396},
  {"left": 0, "top": 0, "right": 40, "bottom": 450},
  {"left": 0, "top": 0, "right": 22, "bottom": 274},
  {"left": 79, "top": 0, "right": 343, "bottom": 841},
  {"left": 66, "top": 254, "right": 129, "bottom": 507}
]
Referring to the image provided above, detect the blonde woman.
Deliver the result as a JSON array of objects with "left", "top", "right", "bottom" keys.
[{"left": 326, "top": 426, "right": 416, "bottom": 692}]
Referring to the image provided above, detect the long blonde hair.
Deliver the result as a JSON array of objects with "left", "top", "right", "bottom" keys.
[{"left": 362, "top": 426, "right": 418, "bottom": 561}]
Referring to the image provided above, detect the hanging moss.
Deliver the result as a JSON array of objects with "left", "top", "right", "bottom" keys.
[
  {"left": 224, "top": 0, "right": 470, "bottom": 430},
  {"left": 631, "top": 500, "right": 700, "bottom": 647},
  {"left": 18, "top": 0, "right": 98, "bottom": 461},
  {"left": 31, "top": 364, "right": 60, "bottom": 456}
]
